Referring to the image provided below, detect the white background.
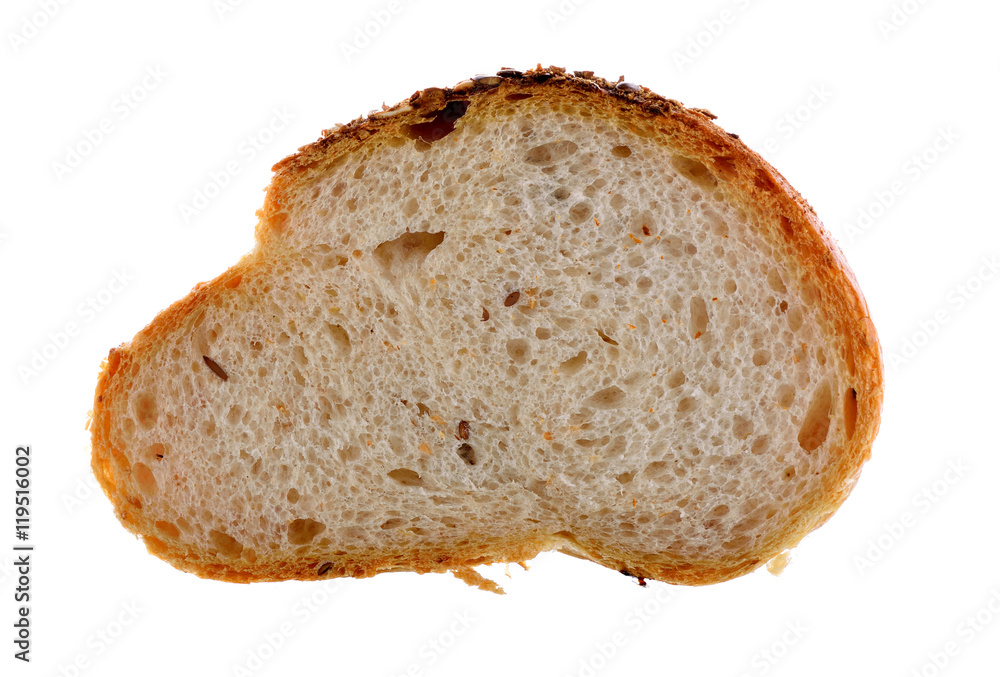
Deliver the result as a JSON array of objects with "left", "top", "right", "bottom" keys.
[{"left": 2, "top": 0, "right": 999, "bottom": 675}]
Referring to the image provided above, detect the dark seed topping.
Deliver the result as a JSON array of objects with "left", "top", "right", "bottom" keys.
[
  {"left": 318, "top": 562, "right": 333, "bottom": 576},
  {"left": 619, "top": 568, "right": 648, "bottom": 587},
  {"left": 202, "top": 356, "right": 229, "bottom": 381},
  {"left": 482, "top": 307, "right": 490, "bottom": 321},
  {"left": 458, "top": 420, "right": 470, "bottom": 440},
  {"left": 504, "top": 291, "right": 520, "bottom": 307}
]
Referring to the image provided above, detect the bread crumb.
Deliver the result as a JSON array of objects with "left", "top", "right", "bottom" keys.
[
  {"left": 451, "top": 567, "right": 505, "bottom": 594},
  {"left": 767, "top": 551, "right": 792, "bottom": 576}
]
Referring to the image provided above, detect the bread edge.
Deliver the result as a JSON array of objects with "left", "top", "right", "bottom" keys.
[{"left": 89, "top": 65, "right": 884, "bottom": 587}]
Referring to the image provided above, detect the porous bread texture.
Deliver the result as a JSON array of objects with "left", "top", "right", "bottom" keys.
[{"left": 90, "top": 66, "right": 883, "bottom": 588}]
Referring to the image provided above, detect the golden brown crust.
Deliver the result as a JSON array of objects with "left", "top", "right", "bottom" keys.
[{"left": 90, "top": 65, "right": 883, "bottom": 588}]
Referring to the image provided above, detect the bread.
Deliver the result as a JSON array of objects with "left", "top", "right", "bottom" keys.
[{"left": 89, "top": 65, "right": 883, "bottom": 590}]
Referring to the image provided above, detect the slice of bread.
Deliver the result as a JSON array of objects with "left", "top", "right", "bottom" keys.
[{"left": 89, "top": 66, "right": 883, "bottom": 589}]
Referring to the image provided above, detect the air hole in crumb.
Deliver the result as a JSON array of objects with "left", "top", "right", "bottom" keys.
[
  {"left": 325, "top": 323, "right": 352, "bottom": 354},
  {"left": 287, "top": 488, "right": 300, "bottom": 504},
  {"left": 226, "top": 405, "right": 244, "bottom": 426},
  {"left": 586, "top": 386, "right": 627, "bottom": 410},
  {"left": 288, "top": 518, "right": 326, "bottom": 545},
  {"left": 535, "top": 327, "right": 551, "bottom": 340},
  {"left": 689, "top": 297, "right": 708, "bottom": 338},
  {"left": 712, "top": 156, "right": 737, "bottom": 178},
  {"left": 524, "top": 139, "right": 579, "bottom": 165},
  {"left": 777, "top": 384, "right": 796, "bottom": 409},
  {"left": 133, "top": 463, "right": 157, "bottom": 495},
  {"left": 767, "top": 268, "right": 787, "bottom": 293},
  {"left": 209, "top": 530, "right": 243, "bottom": 558},
  {"left": 671, "top": 155, "right": 718, "bottom": 190},
  {"left": 704, "top": 208, "right": 729, "bottom": 236},
  {"left": 798, "top": 381, "right": 833, "bottom": 451},
  {"left": 643, "top": 461, "right": 668, "bottom": 478},
  {"left": 677, "top": 397, "right": 697, "bottom": 416},
  {"left": 337, "top": 445, "right": 361, "bottom": 462},
  {"left": 750, "top": 435, "right": 771, "bottom": 456},
  {"left": 402, "top": 197, "right": 419, "bottom": 218},
  {"left": 787, "top": 307, "right": 804, "bottom": 332},
  {"left": 155, "top": 521, "right": 180, "bottom": 539},
  {"left": 616, "top": 472, "right": 634, "bottom": 484},
  {"left": 667, "top": 370, "right": 686, "bottom": 389},
  {"left": 406, "top": 100, "right": 470, "bottom": 143},
  {"left": 844, "top": 388, "right": 858, "bottom": 440},
  {"left": 753, "top": 350, "right": 771, "bottom": 366},
  {"left": 388, "top": 468, "right": 425, "bottom": 487},
  {"left": 569, "top": 201, "right": 594, "bottom": 225},
  {"left": 560, "top": 350, "right": 588, "bottom": 376},
  {"left": 456, "top": 444, "right": 476, "bottom": 465},
  {"left": 374, "top": 231, "right": 445, "bottom": 275},
  {"left": 381, "top": 518, "right": 408, "bottom": 529},
  {"left": 134, "top": 393, "right": 158, "bottom": 430},
  {"left": 783, "top": 466, "right": 796, "bottom": 480},
  {"left": 611, "top": 145, "right": 632, "bottom": 158},
  {"left": 733, "top": 415, "right": 754, "bottom": 440},
  {"left": 751, "top": 436, "right": 770, "bottom": 455},
  {"left": 723, "top": 535, "right": 751, "bottom": 551},
  {"left": 506, "top": 338, "right": 531, "bottom": 364}
]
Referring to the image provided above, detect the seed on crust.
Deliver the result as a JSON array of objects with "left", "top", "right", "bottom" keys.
[{"left": 472, "top": 74, "right": 502, "bottom": 86}]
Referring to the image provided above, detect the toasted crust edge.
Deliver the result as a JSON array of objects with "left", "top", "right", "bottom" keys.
[{"left": 90, "top": 65, "right": 883, "bottom": 587}]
